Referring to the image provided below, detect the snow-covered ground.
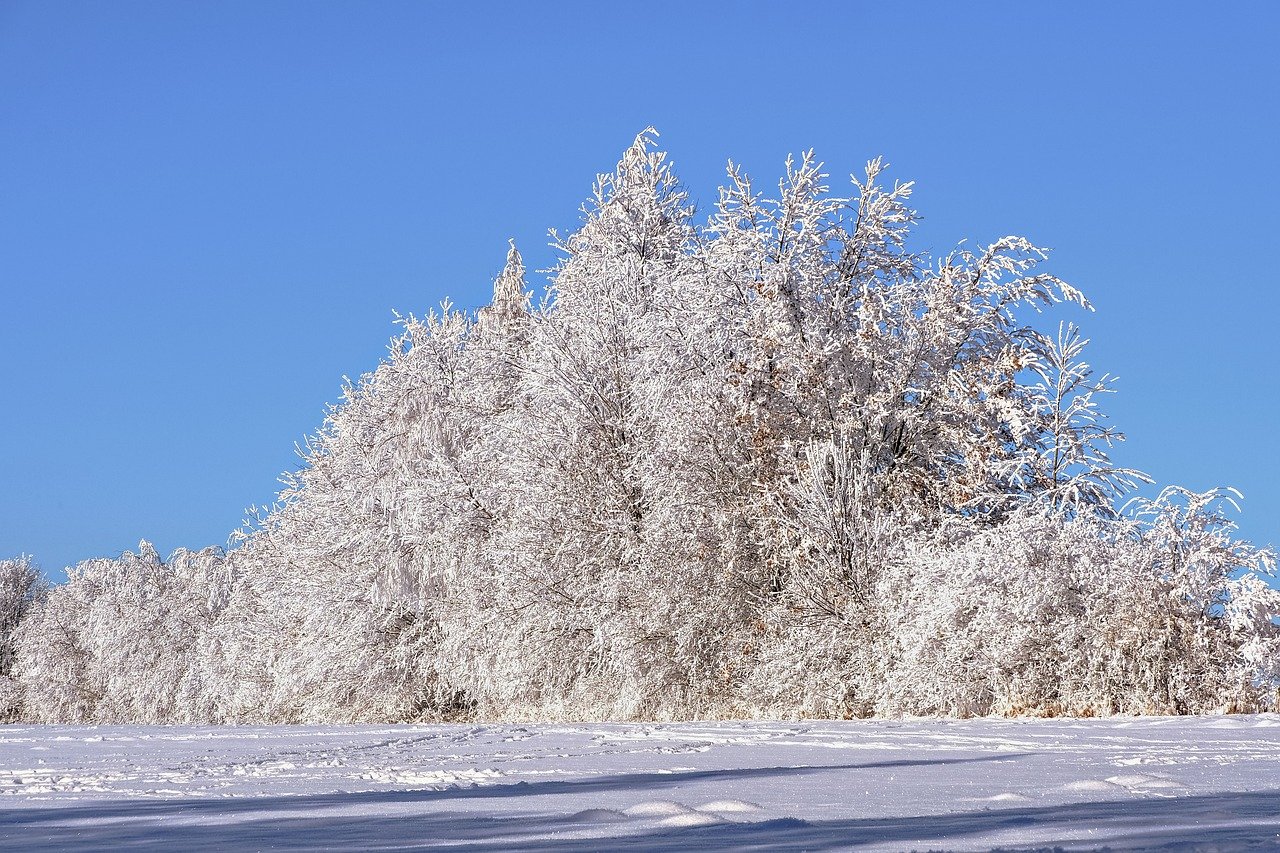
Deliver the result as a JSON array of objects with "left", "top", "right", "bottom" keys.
[{"left": 2, "top": 716, "right": 1278, "bottom": 851}]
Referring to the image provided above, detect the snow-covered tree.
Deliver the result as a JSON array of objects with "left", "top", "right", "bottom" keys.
[
  {"left": 13, "top": 543, "right": 225, "bottom": 722},
  {"left": 0, "top": 556, "right": 45, "bottom": 720},
  {"left": 9, "top": 130, "right": 1278, "bottom": 723}
]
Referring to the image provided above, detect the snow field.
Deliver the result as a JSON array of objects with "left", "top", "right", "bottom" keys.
[{"left": 2, "top": 715, "right": 1279, "bottom": 850}]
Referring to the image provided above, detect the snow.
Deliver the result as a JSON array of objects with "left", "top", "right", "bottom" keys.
[{"left": 3, "top": 716, "right": 1279, "bottom": 850}]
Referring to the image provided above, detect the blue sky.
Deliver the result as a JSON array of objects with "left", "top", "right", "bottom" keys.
[{"left": 2, "top": 2, "right": 1277, "bottom": 578}]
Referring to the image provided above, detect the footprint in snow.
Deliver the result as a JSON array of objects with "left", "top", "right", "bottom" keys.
[
  {"left": 1202, "top": 718, "right": 1246, "bottom": 729},
  {"left": 1061, "top": 775, "right": 1185, "bottom": 796},
  {"left": 1061, "top": 780, "right": 1124, "bottom": 792},
  {"left": 566, "top": 808, "right": 629, "bottom": 823},
  {"left": 620, "top": 798, "right": 764, "bottom": 826},
  {"left": 624, "top": 800, "right": 698, "bottom": 817},
  {"left": 697, "top": 799, "right": 762, "bottom": 813},
  {"left": 1105, "top": 773, "right": 1184, "bottom": 789},
  {"left": 659, "top": 812, "right": 723, "bottom": 827}
]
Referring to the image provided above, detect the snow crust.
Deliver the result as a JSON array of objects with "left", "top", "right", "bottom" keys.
[{"left": 3, "top": 715, "right": 1279, "bottom": 850}]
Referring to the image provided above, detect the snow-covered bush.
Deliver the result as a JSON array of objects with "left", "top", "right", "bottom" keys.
[
  {"left": 14, "top": 543, "right": 226, "bottom": 723},
  {"left": 0, "top": 556, "right": 45, "bottom": 720},
  {"left": 883, "top": 494, "right": 1278, "bottom": 718},
  {"left": 10, "top": 130, "right": 1279, "bottom": 722}
]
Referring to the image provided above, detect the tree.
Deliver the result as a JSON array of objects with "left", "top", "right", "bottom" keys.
[
  {"left": 0, "top": 556, "right": 45, "bottom": 720},
  {"left": 9, "top": 130, "right": 1278, "bottom": 723}
]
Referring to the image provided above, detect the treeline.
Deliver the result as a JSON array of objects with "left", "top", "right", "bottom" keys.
[{"left": 3, "top": 131, "right": 1277, "bottom": 723}]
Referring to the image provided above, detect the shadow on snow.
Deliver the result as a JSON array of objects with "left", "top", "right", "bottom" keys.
[{"left": 3, "top": 755, "right": 1276, "bottom": 851}]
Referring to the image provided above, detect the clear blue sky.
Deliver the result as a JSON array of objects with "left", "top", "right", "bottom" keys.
[{"left": 2, "top": 2, "right": 1277, "bottom": 578}]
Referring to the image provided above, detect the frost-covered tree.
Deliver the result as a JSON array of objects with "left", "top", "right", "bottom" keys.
[
  {"left": 14, "top": 543, "right": 225, "bottom": 723},
  {"left": 455, "top": 130, "right": 734, "bottom": 717},
  {"left": 0, "top": 556, "right": 45, "bottom": 720},
  {"left": 216, "top": 303, "right": 485, "bottom": 722},
  {"left": 886, "top": 493, "right": 1279, "bottom": 718},
  {"left": 10, "top": 130, "right": 1279, "bottom": 723},
  {"left": 1016, "top": 323, "right": 1151, "bottom": 514}
]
